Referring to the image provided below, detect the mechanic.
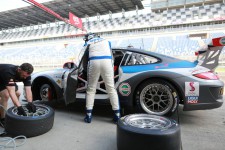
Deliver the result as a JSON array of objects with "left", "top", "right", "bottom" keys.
[
  {"left": 82, "top": 33, "right": 120, "bottom": 123},
  {"left": 0, "top": 63, "right": 36, "bottom": 128}
]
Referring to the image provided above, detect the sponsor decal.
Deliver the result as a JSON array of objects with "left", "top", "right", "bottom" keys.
[
  {"left": 155, "top": 63, "right": 168, "bottom": 69},
  {"left": 56, "top": 79, "right": 61, "bottom": 85},
  {"left": 119, "top": 83, "right": 131, "bottom": 96},
  {"left": 54, "top": 74, "right": 62, "bottom": 79},
  {"left": 219, "top": 37, "right": 225, "bottom": 45},
  {"left": 185, "top": 82, "right": 199, "bottom": 104},
  {"left": 187, "top": 96, "right": 199, "bottom": 104},
  {"left": 185, "top": 82, "right": 199, "bottom": 96}
]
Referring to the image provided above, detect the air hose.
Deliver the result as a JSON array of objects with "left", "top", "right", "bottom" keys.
[{"left": 0, "top": 104, "right": 27, "bottom": 150}]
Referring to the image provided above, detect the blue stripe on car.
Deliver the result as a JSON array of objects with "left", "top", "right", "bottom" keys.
[{"left": 121, "top": 60, "right": 197, "bottom": 73}]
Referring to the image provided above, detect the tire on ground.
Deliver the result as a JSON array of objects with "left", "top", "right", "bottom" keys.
[
  {"left": 5, "top": 104, "right": 54, "bottom": 138},
  {"left": 117, "top": 114, "right": 181, "bottom": 150}
]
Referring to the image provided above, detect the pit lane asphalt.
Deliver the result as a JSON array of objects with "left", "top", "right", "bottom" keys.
[{"left": 1, "top": 78, "right": 225, "bottom": 150}]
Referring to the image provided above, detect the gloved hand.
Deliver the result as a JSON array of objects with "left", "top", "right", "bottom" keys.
[
  {"left": 27, "top": 102, "right": 37, "bottom": 113},
  {"left": 17, "top": 106, "right": 27, "bottom": 116}
]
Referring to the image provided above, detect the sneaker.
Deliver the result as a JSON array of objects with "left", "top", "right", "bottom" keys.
[{"left": 0, "top": 118, "right": 5, "bottom": 128}]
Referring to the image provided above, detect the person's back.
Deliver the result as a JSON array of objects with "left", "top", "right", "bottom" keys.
[
  {"left": 0, "top": 64, "right": 16, "bottom": 72},
  {"left": 82, "top": 33, "right": 120, "bottom": 124},
  {"left": 0, "top": 64, "right": 17, "bottom": 89},
  {"left": 86, "top": 37, "right": 112, "bottom": 60}
]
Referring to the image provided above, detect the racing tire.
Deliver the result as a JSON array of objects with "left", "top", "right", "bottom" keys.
[
  {"left": 5, "top": 104, "right": 54, "bottom": 138},
  {"left": 135, "top": 79, "right": 179, "bottom": 116},
  {"left": 117, "top": 114, "right": 181, "bottom": 150}
]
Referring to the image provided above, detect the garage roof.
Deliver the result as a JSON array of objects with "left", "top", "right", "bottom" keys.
[{"left": 0, "top": 0, "right": 144, "bottom": 30}]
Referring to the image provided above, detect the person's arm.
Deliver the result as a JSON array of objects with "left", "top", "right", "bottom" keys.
[
  {"left": 23, "top": 76, "right": 33, "bottom": 102},
  {"left": 6, "top": 86, "right": 21, "bottom": 107},
  {"left": 23, "top": 76, "right": 36, "bottom": 113},
  {"left": 24, "top": 86, "right": 33, "bottom": 102}
]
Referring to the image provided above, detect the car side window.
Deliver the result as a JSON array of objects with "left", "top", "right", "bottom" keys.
[{"left": 126, "top": 52, "right": 158, "bottom": 65}]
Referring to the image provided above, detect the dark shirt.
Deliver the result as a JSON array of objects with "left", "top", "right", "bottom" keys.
[{"left": 0, "top": 64, "right": 31, "bottom": 91}]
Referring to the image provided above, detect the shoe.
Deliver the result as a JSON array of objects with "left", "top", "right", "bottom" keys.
[
  {"left": 0, "top": 118, "right": 5, "bottom": 128},
  {"left": 113, "top": 110, "right": 120, "bottom": 123},
  {"left": 84, "top": 109, "right": 92, "bottom": 123}
]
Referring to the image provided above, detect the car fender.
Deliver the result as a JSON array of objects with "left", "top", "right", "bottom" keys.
[
  {"left": 117, "top": 71, "right": 185, "bottom": 107},
  {"left": 31, "top": 69, "right": 68, "bottom": 101},
  {"left": 32, "top": 75, "right": 63, "bottom": 100}
]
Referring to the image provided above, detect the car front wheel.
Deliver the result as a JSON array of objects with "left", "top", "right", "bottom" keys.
[
  {"left": 135, "top": 79, "right": 179, "bottom": 116},
  {"left": 40, "top": 84, "right": 55, "bottom": 102}
]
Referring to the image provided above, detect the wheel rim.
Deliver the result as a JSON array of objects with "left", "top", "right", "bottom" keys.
[
  {"left": 124, "top": 114, "right": 173, "bottom": 129},
  {"left": 12, "top": 105, "right": 50, "bottom": 117},
  {"left": 140, "top": 83, "right": 173, "bottom": 115},
  {"left": 40, "top": 85, "right": 52, "bottom": 101}
]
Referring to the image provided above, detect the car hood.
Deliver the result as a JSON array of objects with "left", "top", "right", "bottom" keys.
[{"left": 31, "top": 68, "right": 68, "bottom": 80}]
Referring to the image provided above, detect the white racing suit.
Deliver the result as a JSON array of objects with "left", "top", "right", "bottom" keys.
[{"left": 84, "top": 37, "right": 120, "bottom": 111}]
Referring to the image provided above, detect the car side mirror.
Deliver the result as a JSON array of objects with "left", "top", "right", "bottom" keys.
[{"left": 63, "top": 62, "right": 77, "bottom": 69}]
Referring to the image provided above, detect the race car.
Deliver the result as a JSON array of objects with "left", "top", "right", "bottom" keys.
[{"left": 31, "top": 37, "right": 225, "bottom": 116}]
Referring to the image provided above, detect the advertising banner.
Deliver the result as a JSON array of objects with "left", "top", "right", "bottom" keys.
[{"left": 69, "top": 12, "right": 83, "bottom": 30}]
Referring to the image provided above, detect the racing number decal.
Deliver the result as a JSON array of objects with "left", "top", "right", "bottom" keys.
[
  {"left": 119, "top": 83, "right": 131, "bottom": 96},
  {"left": 185, "top": 82, "right": 199, "bottom": 104}
]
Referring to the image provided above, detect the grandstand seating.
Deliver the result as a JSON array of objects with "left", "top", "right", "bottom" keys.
[
  {"left": 0, "top": 2, "right": 225, "bottom": 43},
  {"left": 1, "top": 32, "right": 225, "bottom": 68}
]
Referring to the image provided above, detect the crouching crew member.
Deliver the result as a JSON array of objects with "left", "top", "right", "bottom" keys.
[{"left": 0, "top": 63, "right": 36, "bottom": 127}]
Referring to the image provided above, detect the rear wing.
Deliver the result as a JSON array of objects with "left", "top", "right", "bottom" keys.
[{"left": 195, "top": 36, "right": 225, "bottom": 71}]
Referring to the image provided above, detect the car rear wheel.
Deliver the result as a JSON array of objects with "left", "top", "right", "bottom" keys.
[
  {"left": 117, "top": 114, "right": 181, "bottom": 150},
  {"left": 135, "top": 79, "right": 179, "bottom": 116}
]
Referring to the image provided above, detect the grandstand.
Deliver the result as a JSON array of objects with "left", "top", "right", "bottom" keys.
[{"left": 0, "top": 0, "right": 225, "bottom": 71}]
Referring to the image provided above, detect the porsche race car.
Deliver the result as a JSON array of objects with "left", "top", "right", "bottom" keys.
[{"left": 31, "top": 37, "right": 225, "bottom": 116}]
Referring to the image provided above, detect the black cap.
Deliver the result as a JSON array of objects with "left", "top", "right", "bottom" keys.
[{"left": 20, "top": 63, "right": 34, "bottom": 74}]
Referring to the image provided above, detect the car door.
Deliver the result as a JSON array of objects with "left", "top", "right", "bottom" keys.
[
  {"left": 64, "top": 46, "right": 87, "bottom": 105},
  {"left": 64, "top": 67, "right": 79, "bottom": 105}
]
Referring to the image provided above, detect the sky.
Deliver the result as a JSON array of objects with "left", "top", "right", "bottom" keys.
[{"left": 0, "top": 0, "right": 53, "bottom": 12}]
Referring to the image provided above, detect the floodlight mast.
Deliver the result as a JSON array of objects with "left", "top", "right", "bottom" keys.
[{"left": 22, "top": 0, "right": 86, "bottom": 32}]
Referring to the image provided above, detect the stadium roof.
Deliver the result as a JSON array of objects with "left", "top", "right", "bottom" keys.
[{"left": 0, "top": 0, "right": 144, "bottom": 30}]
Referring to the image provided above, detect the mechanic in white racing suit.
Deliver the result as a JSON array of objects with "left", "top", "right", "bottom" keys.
[{"left": 82, "top": 33, "right": 120, "bottom": 123}]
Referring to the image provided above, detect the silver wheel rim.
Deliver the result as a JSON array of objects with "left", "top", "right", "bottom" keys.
[
  {"left": 140, "top": 83, "right": 173, "bottom": 115},
  {"left": 40, "top": 85, "right": 51, "bottom": 101},
  {"left": 124, "top": 114, "right": 173, "bottom": 129},
  {"left": 12, "top": 105, "right": 50, "bottom": 117}
]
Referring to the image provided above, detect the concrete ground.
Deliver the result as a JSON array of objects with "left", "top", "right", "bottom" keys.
[{"left": 0, "top": 74, "right": 225, "bottom": 150}]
